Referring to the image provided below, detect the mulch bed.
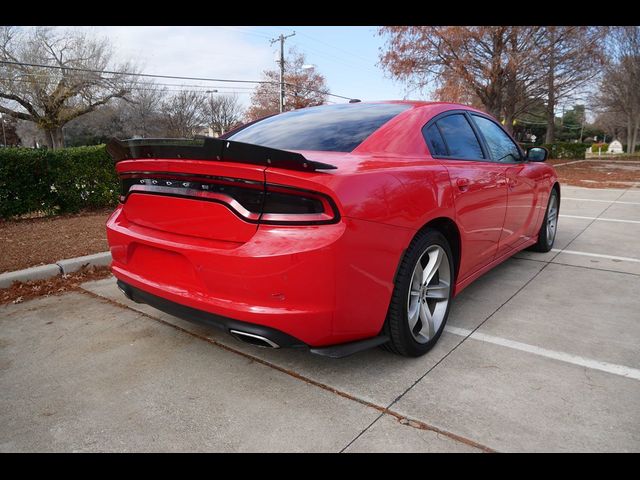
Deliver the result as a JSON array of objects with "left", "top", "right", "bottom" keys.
[
  {"left": 0, "top": 208, "right": 112, "bottom": 273},
  {"left": 551, "top": 158, "right": 640, "bottom": 189},
  {"left": 0, "top": 265, "right": 113, "bottom": 306}
]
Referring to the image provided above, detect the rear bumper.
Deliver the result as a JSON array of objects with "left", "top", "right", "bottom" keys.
[
  {"left": 117, "top": 279, "right": 307, "bottom": 348},
  {"left": 118, "top": 279, "right": 390, "bottom": 358},
  {"left": 106, "top": 205, "right": 414, "bottom": 347}
]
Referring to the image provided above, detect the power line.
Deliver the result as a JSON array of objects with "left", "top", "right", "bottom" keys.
[
  {"left": 295, "top": 30, "right": 374, "bottom": 65},
  {"left": 1, "top": 72, "right": 257, "bottom": 91},
  {"left": 0, "top": 76, "right": 253, "bottom": 95},
  {"left": 251, "top": 26, "right": 376, "bottom": 71},
  {"left": 0, "top": 59, "right": 354, "bottom": 101}
]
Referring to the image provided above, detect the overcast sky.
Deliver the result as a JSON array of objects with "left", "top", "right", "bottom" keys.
[{"left": 72, "top": 26, "right": 426, "bottom": 107}]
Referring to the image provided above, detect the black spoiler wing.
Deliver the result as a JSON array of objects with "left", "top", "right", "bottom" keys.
[{"left": 106, "top": 137, "right": 337, "bottom": 172}]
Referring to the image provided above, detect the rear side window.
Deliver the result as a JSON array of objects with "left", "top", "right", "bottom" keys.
[
  {"left": 472, "top": 115, "right": 522, "bottom": 162},
  {"left": 227, "top": 103, "right": 411, "bottom": 152},
  {"left": 433, "top": 114, "right": 485, "bottom": 160},
  {"left": 425, "top": 124, "right": 448, "bottom": 156}
]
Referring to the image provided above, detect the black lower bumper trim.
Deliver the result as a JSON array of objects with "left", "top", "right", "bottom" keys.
[
  {"left": 117, "top": 280, "right": 307, "bottom": 349},
  {"left": 309, "top": 335, "right": 390, "bottom": 359},
  {"left": 117, "top": 280, "right": 389, "bottom": 358}
]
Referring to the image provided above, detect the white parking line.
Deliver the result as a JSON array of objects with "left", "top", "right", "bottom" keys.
[
  {"left": 551, "top": 248, "right": 640, "bottom": 263},
  {"left": 444, "top": 326, "right": 640, "bottom": 381},
  {"left": 563, "top": 197, "right": 640, "bottom": 205},
  {"left": 559, "top": 214, "right": 640, "bottom": 224}
]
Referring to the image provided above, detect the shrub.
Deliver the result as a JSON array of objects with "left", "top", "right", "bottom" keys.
[
  {"left": 591, "top": 143, "right": 609, "bottom": 153},
  {"left": 541, "top": 143, "right": 586, "bottom": 160},
  {"left": 0, "top": 145, "right": 118, "bottom": 219}
]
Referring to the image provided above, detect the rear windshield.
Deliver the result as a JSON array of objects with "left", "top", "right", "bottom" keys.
[{"left": 227, "top": 103, "right": 411, "bottom": 152}]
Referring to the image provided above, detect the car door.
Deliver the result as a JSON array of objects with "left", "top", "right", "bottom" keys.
[
  {"left": 470, "top": 114, "right": 539, "bottom": 253},
  {"left": 423, "top": 112, "right": 508, "bottom": 281}
]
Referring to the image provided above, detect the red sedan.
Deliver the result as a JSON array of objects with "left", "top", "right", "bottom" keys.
[{"left": 106, "top": 101, "right": 559, "bottom": 358}]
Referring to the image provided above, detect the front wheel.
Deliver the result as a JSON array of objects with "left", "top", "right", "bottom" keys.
[
  {"left": 382, "top": 229, "right": 454, "bottom": 357},
  {"left": 529, "top": 188, "right": 559, "bottom": 253}
]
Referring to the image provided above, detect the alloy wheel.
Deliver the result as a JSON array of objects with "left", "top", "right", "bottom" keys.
[{"left": 406, "top": 245, "right": 451, "bottom": 344}]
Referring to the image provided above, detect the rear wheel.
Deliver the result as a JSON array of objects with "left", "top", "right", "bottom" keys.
[
  {"left": 529, "top": 188, "right": 559, "bottom": 253},
  {"left": 382, "top": 229, "right": 454, "bottom": 357}
]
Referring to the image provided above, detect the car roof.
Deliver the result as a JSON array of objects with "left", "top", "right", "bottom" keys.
[{"left": 351, "top": 100, "right": 473, "bottom": 109}]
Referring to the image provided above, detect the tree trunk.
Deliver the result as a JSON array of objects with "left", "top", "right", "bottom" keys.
[
  {"left": 42, "top": 126, "right": 64, "bottom": 149},
  {"left": 545, "top": 95, "right": 555, "bottom": 144},
  {"left": 545, "top": 27, "right": 557, "bottom": 144},
  {"left": 631, "top": 115, "right": 639, "bottom": 154},
  {"left": 42, "top": 128, "right": 54, "bottom": 148},
  {"left": 503, "top": 110, "right": 515, "bottom": 135},
  {"left": 627, "top": 115, "right": 633, "bottom": 154}
]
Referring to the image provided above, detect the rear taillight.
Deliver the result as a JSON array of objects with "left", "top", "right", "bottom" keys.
[
  {"left": 119, "top": 172, "right": 339, "bottom": 225},
  {"left": 261, "top": 184, "right": 338, "bottom": 225}
]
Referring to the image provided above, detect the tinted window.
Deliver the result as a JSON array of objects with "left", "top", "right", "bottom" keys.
[
  {"left": 435, "top": 114, "right": 484, "bottom": 159},
  {"left": 227, "top": 103, "right": 411, "bottom": 152},
  {"left": 425, "top": 124, "right": 448, "bottom": 156},
  {"left": 473, "top": 115, "right": 522, "bottom": 162}
]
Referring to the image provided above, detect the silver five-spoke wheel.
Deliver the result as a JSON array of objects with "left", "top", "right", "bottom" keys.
[{"left": 406, "top": 245, "right": 451, "bottom": 344}]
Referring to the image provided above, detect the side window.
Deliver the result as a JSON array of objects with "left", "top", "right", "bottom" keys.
[
  {"left": 424, "top": 124, "right": 448, "bottom": 156},
  {"left": 435, "top": 114, "right": 484, "bottom": 159},
  {"left": 472, "top": 115, "right": 522, "bottom": 162}
]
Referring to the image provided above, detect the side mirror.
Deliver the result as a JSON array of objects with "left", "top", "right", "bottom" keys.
[{"left": 526, "top": 147, "right": 548, "bottom": 162}]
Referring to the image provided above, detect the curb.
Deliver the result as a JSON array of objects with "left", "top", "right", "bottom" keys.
[{"left": 0, "top": 251, "right": 112, "bottom": 289}]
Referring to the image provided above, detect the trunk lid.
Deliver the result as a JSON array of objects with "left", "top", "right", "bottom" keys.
[
  {"left": 109, "top": 137, "right": 337, "bottom": 244},
  {"left": 117, "top": 158, "right": 266, "bottom": 244}
]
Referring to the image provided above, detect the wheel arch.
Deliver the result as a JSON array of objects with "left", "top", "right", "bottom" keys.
[
  {"left": 552, "top": 181, "right": 561, "bottom": 204},
  {"left": 397, "top": 216, "right": 462, "bottom": 284}
]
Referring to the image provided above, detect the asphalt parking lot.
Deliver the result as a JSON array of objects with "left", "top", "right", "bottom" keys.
[{"left": 1, "top": 185, "right": 639, "bottom": 452}]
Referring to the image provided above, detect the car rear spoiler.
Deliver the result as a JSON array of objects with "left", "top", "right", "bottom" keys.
[{"left": 106, "top": 137, "right": 337, "bottom": 172}]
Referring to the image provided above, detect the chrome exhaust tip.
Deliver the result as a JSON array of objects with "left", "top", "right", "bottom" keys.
[{"left": 229, "top": 330, "right": 280, "bottom": 348}]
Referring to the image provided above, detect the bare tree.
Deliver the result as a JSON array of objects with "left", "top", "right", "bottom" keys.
[
  {"left": 594, "top": 110, "right": 627, "bottom": 142},
  {"left": 203, "top": 94, "right": 244, "bottom": 136},
  {"left": 15, "top": 118, "right": 47, "bottom": 147},
  {"left": 0, "top": 26, "right": 136, "bottom": 148},
  {"left": 0, "top": 112, "right": 20, "bottom": 146},
  {"left": 61, "top": 98, "right": 134, "bottom": 146},
  {"left": 246, "top": 50, "right": 328, "bottom": 121},
  {"left": 597, "top": 27, "right": 640, "bottom": 153},
  {"left": 160, "top": 90, "right": 206, "bottom": 138},
  {"left": 378, "top": 26, "right": 547, "bottom": 133},
  {"left": 540, "top": 26, "right": 608, "bottom": 143},
  {"left": 123, "top": 83, "right": 167, "bottom": 137}
]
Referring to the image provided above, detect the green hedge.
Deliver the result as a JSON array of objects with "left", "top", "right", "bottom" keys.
[
  {"left": 541, "top": 143, "right": 586, "bottom": 160},
  {"left": 0, "top": 145, "right": 118, "bottom": 219}
]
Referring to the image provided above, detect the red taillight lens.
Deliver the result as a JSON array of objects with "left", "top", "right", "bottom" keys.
[
  {"left": 261, "top": 184, "right": 338, "bottom": 225},
  {"left": 119, "top": 172, "right": 338, "bottom": 225}
]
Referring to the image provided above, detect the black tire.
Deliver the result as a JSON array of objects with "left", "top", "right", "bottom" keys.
[
  {"left": 528, "top": 187, "right": 559, "bottom": 253},
  {"left": 381, "top": 228, "right": 455, "bottom": 357}
]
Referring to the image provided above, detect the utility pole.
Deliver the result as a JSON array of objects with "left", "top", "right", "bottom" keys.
[{"left": 270, "top": 31, "right": 295, "bottom": 113}]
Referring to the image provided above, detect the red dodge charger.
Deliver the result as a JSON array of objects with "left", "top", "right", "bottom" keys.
[{"left": 106, "top": 101, "right": 559, "bottom": 358}]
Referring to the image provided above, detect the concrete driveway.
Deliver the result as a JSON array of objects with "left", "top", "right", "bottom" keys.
[{"left": 1, "top": 185, "right": 639, "bottom": 452}]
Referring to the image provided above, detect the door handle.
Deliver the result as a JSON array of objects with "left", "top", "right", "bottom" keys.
[{"left": 456, "top": 178, "right": 470, "bottom": 191}]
